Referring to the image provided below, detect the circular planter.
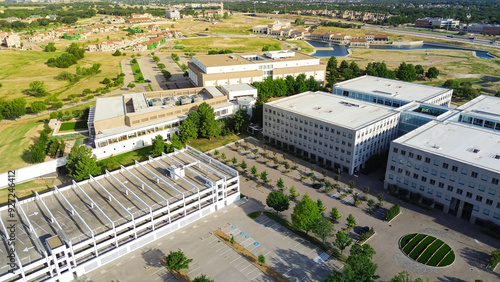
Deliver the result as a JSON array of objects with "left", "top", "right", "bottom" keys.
[{"left": 399, "top": 233, "right": 455, "bottom": 267}]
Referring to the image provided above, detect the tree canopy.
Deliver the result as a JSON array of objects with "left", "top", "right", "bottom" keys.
[
  {"left": 66, "top": 145, "right": 101, "bottom": 181},
  {"left": 151, "top": 135, "right": 165, "bottom": 157},
  {"left": 164, "top": 250, "right": 192, "bottom": 271},
  {"left": 30, "top": 101, "right": 47, "bottom": 113},
  {"left": 312, "top": 216, "right": 335, "bottom": 243},
  {"left": 291, "top": 193, "right": 321, "bottom": 234},
  {"left": 326, "top": 244, "right": 378, "bottom": 282},
  {"left": 3, "top": 98, "right": 27, "bottom": 119},
  {"left": 266, "top": 191, "right": 290, "bottom": 215},
  {"left": 197, "top": 102, "right": 220, "bottom": 139}
]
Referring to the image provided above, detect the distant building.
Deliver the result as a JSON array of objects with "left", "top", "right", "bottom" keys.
[
  {"left": 0, "top": 32, "right": 21, "bottom": 48},
  {"left": 252, "top": 21, "right": 291, "bottom": 34},
  {"left": 461, "top": 24, "right": 500, "bottom": 35},
  {"left": 165, "top": 10, "right": 180, "bottom": 19},
  {"left": 188, "top": 51, "right": 326, "bottom": 87},
  {"left": 415, "top": 18, "right": 460, "bottom": 28}
]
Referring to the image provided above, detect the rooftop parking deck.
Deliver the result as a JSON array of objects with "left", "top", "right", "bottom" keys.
[{"left": 0, "top": 147, "right": 239, "bottom": 281}]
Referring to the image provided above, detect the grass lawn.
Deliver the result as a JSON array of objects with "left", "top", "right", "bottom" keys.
[
  {"left": 402, "top": 233, "right": 426, "bottom": 254},
  {"left": 0, "top": 50, "right": 122, "bottom": 103},
  {"left": 438, "top": 251, "right": 455, "bottom": 267},
  {"left": 187, "top": 132, "right": 250, "bottom": 152},
  {"left": 428, "top": 245, "right": 451, "bottom": 266},
  {"left": 174, "top": 37, "right": 282, "bottom": 53},
  {"left": 400, "top": 233, "right": 417, "bottom": 248},
  {"left": 0, "top": 178, "right": 55, "bottom": 206},
  {"left": 59, "top": 121, "right": 88, "bottom": 132},
  {"left": 0, "top": 121, "right": 43, "bottom": 173},
  {"left": 97, "top": 145, "right": 152, "bottom": 169},
  {"left": 409, "top": 236, "right": 434, "bottom": 259},
  {"left": 130, "top": 59, "right": 145, "bottom": 83},
  {"left": 417, "top": 239, "right": 444, "bottom": 264}
]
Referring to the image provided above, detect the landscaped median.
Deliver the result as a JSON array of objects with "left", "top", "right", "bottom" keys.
[
  {"left": 169, "top": 270, "right": 191, "bottom": 282},
  {"left": 214, "top": 229, "right": 288, "bottom": 282}
]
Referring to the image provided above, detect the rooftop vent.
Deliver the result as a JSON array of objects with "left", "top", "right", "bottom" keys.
[
  {"left": 314, "top": 107, "right": 322, "bottom": 110},
  {"left": 495, "top": 155, "right": 500, "bottom": 160},
  {"left": 472, "top": 148, "right": 480, "bottom": 153}
]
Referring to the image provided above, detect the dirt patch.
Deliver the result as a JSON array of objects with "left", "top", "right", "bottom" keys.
[
  {"left": 170, "top": 270, "right": 191, "bottom": 282},
  {"left": 214, "top": 229, "right": 288, "bottom": 282}
]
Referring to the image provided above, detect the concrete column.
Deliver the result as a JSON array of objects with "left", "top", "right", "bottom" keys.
[
  {"left": 456, "top": 200, "right": 464, "bottom": 219},
  {"left": 469, "top": 215, "right": 476, "bottom": 224},
  {"left": 443, "top": 204, "right": 450, "bottom": 213}
]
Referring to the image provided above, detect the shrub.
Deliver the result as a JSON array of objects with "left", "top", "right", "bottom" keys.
[{"left": 385, "top": 204, "right": 401, "bottom": 222}]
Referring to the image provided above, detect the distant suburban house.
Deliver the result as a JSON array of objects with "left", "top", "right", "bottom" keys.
[
  {"left": 165, "top": 10, "right": 180, "bottom": 19},
  {"left": 0, "top": 32, "right": 21, "bottom": 48}
]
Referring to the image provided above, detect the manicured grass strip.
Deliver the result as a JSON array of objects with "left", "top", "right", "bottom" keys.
[
  {"left": 418, "top": 240, "right": 444, "bottom": 264},
  {"left": 438, "top": 250, "right": 455, "bottom": 267},
  {"left": 130, "top": 59, "right": 144, "bottom": 83},
  {"left": 97, "top": 145, "right": 152, "bottom": 168},
  {"left": 408, "top": 236, "right": 433, "bottom": 259},
  {"left": 248, "top": 211, "right": 262, "bottom": 219},
  {"left": 403, "top": 234, "right": 426, "bottom": 254},
  {"left": 427, "top": 244, "right": 450, "bottom": 266},
  {"left": 400, "top": 233, "right": 417, "bottom": 249},
  {"left": 59, "top": 121, "right": 88, "bottom": 132},
  {"left": 188, "top": 132, "right": 249, "bottom": 152}
]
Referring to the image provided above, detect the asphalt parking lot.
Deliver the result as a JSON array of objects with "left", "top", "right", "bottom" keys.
[{"left": 86, "top": 198, "right": 339, "bottom": 282}]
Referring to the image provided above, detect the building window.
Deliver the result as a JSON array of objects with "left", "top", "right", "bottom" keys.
[
  {"left": 449, "top": 175, "right": 455, "bottom": 182},
  {"left": 471, "top": 171, "right": 478, "bottom": 178},
  {"left": 445, "top": 195, "right": 452, "bottom": 201},
  {"left": 430, "top": 179, "right": 436, "bottom": 185},
  {"left": 452, "top": 165, "right": 458, "bottom": 172},
  {"left": 428, "top": 188, "right": 433, "bottom": 194},
  {"left": 469, "top": 182, "right": 475, "bottom": 188},
  {"left": 425, "top": 157, "right": 431, "bottom": 163},
  {"left": 438, "top": 182, "right": 444, "bottom": 188},
  {"left": 457, "top": 189, "right": 463, "bottom": 195},
  {"left": 483, "top": 209, "right": 490, "bottom": 216},
  {"left": 481, "top": 174, "right": 488, "bottom": 181},
  {"left": 489, "top": 188, "right": 496, "bottom": 195},
  {"left": 442, "top": 163, "right": 449, "bottom": 169},
  {"left": 492, "top": 178, "right": 499, "bottom": 185},
  {"left": 440, "top": 172, "right": 446, "bottom": 179},
  {"left": 473, "top": 205, "right": 480, "bottom": 211},
  {"left": 431, "top": 170, "right": 437, "bottom": 176},
  {"left": 478, "top": 185, "right": 485, "bottom": 192},
  {"left": 421, "top": 176, "right": 427, "bottom": 182},
  {"left": 416, "top": 155, "right": 422, "bottom": 161},
  {"left": 433, "top": 160, "right": 440, "bottom": 166},
  {"left": 461, "top": 168, "right": 468, "bottom": 175},
  {"left": 476, "top": 195, "right": 483, "bottom": 202},
  {"left": 486, "top": 199, "right": 493, "bottom": 206},
  {"left": 494, "top": 213, "right": 500, "bottom": 219},
  {"left": 466, "top": 192, "right": 473, "bottom": 198},
  {"left": 436, "top": 191, "right": 442, "bottom": 198}
]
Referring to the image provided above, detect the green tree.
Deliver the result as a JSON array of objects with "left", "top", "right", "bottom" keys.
[
  {"left": 45, "top": 42, "right": 56, "bottom": 52},
  {"left": 258, "top": 254, "right": 266, "bottom": 265},
  {"left": 295, "top": 73, "right": 308, "bottom": 93},
  {"left": 425, "top": 67, "right": 439, "bottom": 80},
  {"left": 170, "top": 133, "right": 183, "bottom": 150},
  {"left": 152, "top": 56, "right": 160, "bottom": 63},
  {"left": 333, "top": 230, "right": 353, "bottom": 254},
  {"left": 443, "top": 79, "right": 460, "bottom": 89},
  {"left": 127, "top": 82, "right": 136, "bottom": 88},
  {"left": 178, "top": 111, "right": 199, "bottom": 143},
  {"left": 276, "top": 177, "right": 285, "bottom": 190},
  {"left": 157, "top": 63, "right": 166, "bottom": 70},
  {"left": 171, "top": 53, "right": 179, "bottom": 61},
  {"left": 251, "top": 165, "right": 258, "bottom": 175},
  {"left": 290, "top": 186, "right": 297, "bottom": 198},
  {"left": 102, "top": 77, "right": 111, "bottom": 84},
  {"left": 260, "top": 170, "right": 268, "bottom": 182},
  {"left": 377, "top": 193, "right": 384, "bottom": 203},
  {"left": 112, "top": 50, "right": 122, "bottom": 56},
  {"left": 344, "top": 244, "right": 379, "bottom": 281},
  {"left": 266, "top": 191, "right": 290, "bottom": 215},
  {"left": 327, "top": 56, "right": 338, "bottom": 70},
  {"left": 396, "top": 62, "right": 417, "bottom": 82},
  {"left": 28, "top": 81, "right": 47, "bottom": 97},
  {"left": 3, "top": 98, "right": 27, "bottom": 119},
  {"left": 317, "top": 199, "right": 324, "bottom": 210},
  {"left": 390, "top": 271, "right": 424, "bottom": 282},
  {"left": 291, "top": 194, "right": 321, "bottom": 234},
  {"left": 197, "top": 102, "right": 220, "bottom": 139},
  {"left": 346, "top": 214, "right": 357, "bottom": 227},
  {"left": 151, "top": 135, "right": 165, "bottom": 157},
  {"left": 312, "top": 216, "right": 335, "bottom": 243},
  {"left": 30, "top": 101, "right": 47, "bottom": 113},
  {"left": 232, "top": 108, "right": 250, "bottom": 133},
  {"left": 240, "top": 160, "right": 247, "bottom": 169},
  {"left": 414, "top": 64, "right": 424, "bottom": 75},
  {"left": 330, "top": 207, "right": 340, "bottom": 220},
  {"left": 193, "top": 274, "right": 214, "bottom": 282},
  {"left": 164, "top": 250, "right": 193, "bottom": 271}
]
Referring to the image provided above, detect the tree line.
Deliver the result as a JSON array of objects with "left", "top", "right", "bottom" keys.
[{"left": 47, "top": 43, "right": 86, "bottom": 68}]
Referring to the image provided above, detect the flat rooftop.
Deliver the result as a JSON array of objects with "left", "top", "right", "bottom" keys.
[
  {"left": 333, "top": 75, "right": 451, "bottom": 103},
  {"left": 0, "top": 148, "right": 235, "bottom": 277},
  {"left": 266, "top": 91, "right": 397, "bottom": 130},
  {"left": 220, "top": 83, "right": 256, "bottom": 92},
  {"left": 456, "top": 95, "right": 500, "bottom": 121},
  {"left": 394, "top": 121, "right": 500, "bottom": 173},
  {"left": 94, "top": 97, "right": 125, "bottom": 122},
  {"left": 194, "top": 51, "right": 317, "bottom": 68}
]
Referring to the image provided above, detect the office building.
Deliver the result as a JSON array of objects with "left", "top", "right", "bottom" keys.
[
  {"left": 385, "top": 95, "right": 500, "bottom": 225},
  {"left": 332, "top": 75, "right": 453, "bottom": 108},
  {"left": 188, "top": 50, "right": 326, "bottom": 87},
  {"left": 263, "top": 91, "right": 400, "bottom": 174},
  {"left": 414, "top": 18, "right": 460, "bottom": 28}
]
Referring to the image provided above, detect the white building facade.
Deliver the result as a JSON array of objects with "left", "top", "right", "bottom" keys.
[{"left": 263, "top": 91, "right": 400, "bottom": 174}]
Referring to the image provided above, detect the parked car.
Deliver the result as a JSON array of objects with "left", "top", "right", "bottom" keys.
[
  {"left": 312, "top": 183, "right": 324, "bottom": 189},
  {"left": 145, "top": 79, "right": 152, "bottom": 82}
]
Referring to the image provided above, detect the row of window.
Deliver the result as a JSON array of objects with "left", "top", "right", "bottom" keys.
[{"left": 392, "top": 147, "right": 500, "bottom": 185}]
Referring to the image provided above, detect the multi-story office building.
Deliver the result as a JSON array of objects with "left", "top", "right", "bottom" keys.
[
  {"left": 332, "top": 75, "right": 453, "bottom": 108},
  {"left": 263, "top": 91, "right": 400, "bottom": 174},
  {"left": 385, "top": 95, "right": 500, "bottom": 225},
  {"left": 89, "top": 85, "right": 256, "bottom": 159},
  {"left": 188, "top": 50, "right": 325, "bottom": 87},
  {"left": 414, "top": 18, "right": 460, "bottom": 28}
]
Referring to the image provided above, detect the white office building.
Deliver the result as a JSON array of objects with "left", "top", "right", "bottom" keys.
[
  {"left": 165, "top": 10, "right": 180, "bottom": 19},
  {"left": 332, "top": 75, "right": 453, "bottom": 108},
  {"left": 385, "top": 95, "right": 500, "bottom": 225},
  {"left": 263, "top": 91, "right": 400, "bottom": 174}
]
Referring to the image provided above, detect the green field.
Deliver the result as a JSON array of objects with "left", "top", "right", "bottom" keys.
[
  {"left": 97, "top": 145, "right": 152, "bottom": 171},
  {"left": 0, "top": 122, "right": 43, "bottom": 172},
  {"left": 130, "top": 59, "right": 144, "bottom": 83},
  {"left": 0, "top": 178, "right": 55, "bottom": 206},
  {"left": 188, "top": 133, "right": 249, "bottom": 152},
  {"left": 400, "top": 233, "right": 455, "bottom": 267},
  {"left": 59, "top": 121, "right": 88, "bottom": 132}
]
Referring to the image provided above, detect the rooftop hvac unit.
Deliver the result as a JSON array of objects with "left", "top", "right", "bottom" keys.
[{"left": 167, "top": 165, "right": 185, "bottom": 180}]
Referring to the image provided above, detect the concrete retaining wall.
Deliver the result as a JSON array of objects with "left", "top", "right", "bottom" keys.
[{"left": 0, "top": 157, "right": 67, "bottom": 189}]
